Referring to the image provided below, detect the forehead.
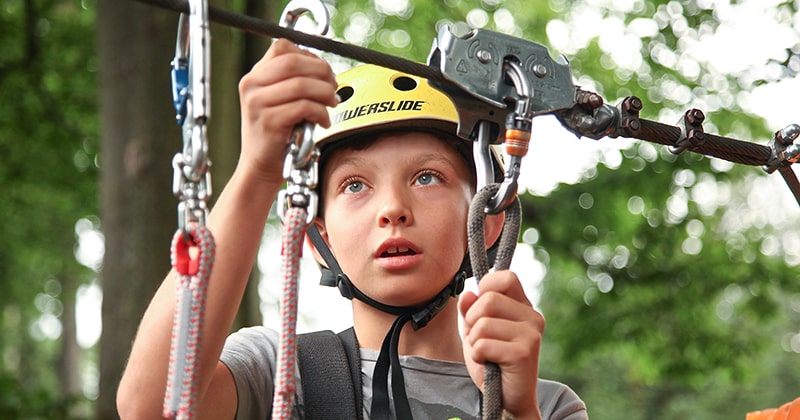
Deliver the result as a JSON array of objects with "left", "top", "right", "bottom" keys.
[{"left": 321, "top": 131, "right": 473, "bottom": 177}]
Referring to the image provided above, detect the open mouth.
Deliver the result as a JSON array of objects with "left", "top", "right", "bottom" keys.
[{"left": 380, "top": 247, "right": 418, "bottom": 258}]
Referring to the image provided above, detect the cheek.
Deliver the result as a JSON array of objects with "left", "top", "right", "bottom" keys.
[
  {"left": 429, "top": 202, "right": 470, "bottom": 253},
  {"left": 322, "top": 208, "right": 369, "bottom": 255}
]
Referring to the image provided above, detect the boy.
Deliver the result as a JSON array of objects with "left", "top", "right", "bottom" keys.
[{"left": 117, "top": 39, "right": 587, "bottom": 419}]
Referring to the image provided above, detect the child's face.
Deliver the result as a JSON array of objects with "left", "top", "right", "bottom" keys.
[{"left": 317, "top": 132, "right": 473, "bottom": 307}]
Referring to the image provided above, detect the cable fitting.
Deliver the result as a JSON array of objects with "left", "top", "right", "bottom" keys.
[
  {"left": 670, "top": 108, "right": 705, "bottom": 154},
  {"left": 764, "top": 123, "right": 800, "bottom": 173},
  {"left": 557, "top": 94, "right": 641, "bottom": 140}
]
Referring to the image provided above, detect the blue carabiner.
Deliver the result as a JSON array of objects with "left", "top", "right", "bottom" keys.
[{"left": 171, "top": 13, "right": 190, "bottom": 126}]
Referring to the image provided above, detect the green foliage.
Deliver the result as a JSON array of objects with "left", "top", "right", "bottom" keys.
[
  {"left": 528, "top": 149, "right": 794, "bottom": 380},
  {"left": 327, "top": 1, "right": 800, "bottom": 417},
  {"left": 0, "top": 0, "right": 97, "bottom": 409},
  {"left": 3, "top": 0, "right": 799, "bottom": 417},
  {"left": 0, "top": 368, "right": 86, "bottom": 420}
]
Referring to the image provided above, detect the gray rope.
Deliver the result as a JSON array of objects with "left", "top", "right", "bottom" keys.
[{"left": 467, "top": 183, "right": 522, "bottom": 420}]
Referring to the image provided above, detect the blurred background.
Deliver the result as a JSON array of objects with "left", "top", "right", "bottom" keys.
[{"left": 1, "top": 0, "right": 799, "bottom": 418}]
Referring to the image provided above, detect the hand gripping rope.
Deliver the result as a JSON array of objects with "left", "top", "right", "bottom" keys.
[
  {"left": 271, "top": 1, "right": 328, "bottom": 418},
  {"left": 465, "top": 61, "right": 532, "bottom": 419},
  {"left": 468, "top": 185, "right": 523, "bottom": 419},
  {"left": 163, "top": 0, "right": 215, "bottom": 418}
]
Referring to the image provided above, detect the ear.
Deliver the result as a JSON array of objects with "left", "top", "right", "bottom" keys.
[
  {"left": 483, "top": 211, "right": 505, "bottom": 250},
  {"left": 305, "top": 217, "right": 331, "bottom": 268}
]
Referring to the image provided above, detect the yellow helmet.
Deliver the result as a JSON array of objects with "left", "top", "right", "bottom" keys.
[
  {"left": 314, "top": 64, "right": 505, "bottom": 181},
  {"left": 314, "top": 64, "right": 460, "bottom": 148}
]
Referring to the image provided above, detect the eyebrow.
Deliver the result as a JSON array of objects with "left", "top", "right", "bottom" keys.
[{"left": 332, "top": 152, "right": 460, "bottom": 172}]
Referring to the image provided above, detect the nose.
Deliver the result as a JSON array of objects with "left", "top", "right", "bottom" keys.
[{"left": 377, "top": 186, "right": 413, "bottom": 227}]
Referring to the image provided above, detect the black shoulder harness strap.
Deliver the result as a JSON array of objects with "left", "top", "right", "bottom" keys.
[{"left": 297, "top": 327, "right": 364, "bottom": 420}]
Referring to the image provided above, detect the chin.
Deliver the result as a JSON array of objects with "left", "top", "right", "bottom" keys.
[{"left": 379, "top": 285, "right": 448, "bottom": 308}]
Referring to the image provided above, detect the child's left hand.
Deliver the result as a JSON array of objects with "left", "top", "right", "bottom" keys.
[{"left": 458, "top": 269, "right": 544, "bottom": 420}]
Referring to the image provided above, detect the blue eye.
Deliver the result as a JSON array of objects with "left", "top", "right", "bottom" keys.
[
  {"left": 415, "top": 171, "right": 442, "bottom": 186},
  {"left": 344, "top": 180, "right": 365, "bottom": 193},
  {"left": 418, "top": 173, "right": 433, "bottom": 185}
]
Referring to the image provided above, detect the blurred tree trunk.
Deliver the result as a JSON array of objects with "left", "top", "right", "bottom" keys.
[
  {"left": 208, "top": 0, "right": 269, "bottom": 330},
  {"left": 228, "top": 0, "right": 282, "bottom": 331},
  {"left": 58, "top": 275, "right": 82, "bottom": 399},
  {"left": 95, "top": 0, "right": 271, "bottom": 416},
  {"left": 95, "top": 1, "right": 177, "bottom": 417}
]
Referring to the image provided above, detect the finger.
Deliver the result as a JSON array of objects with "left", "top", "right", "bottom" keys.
[
  {"left": 466, "top": 314, "right": 544, "bottom": 348},
  {"left": 243, "top": 54, "right": 337, "bottom": 92},
  {"left": 458, "top": 290, "right": 478, "bottom": 317},
  {"left": 466, "top": 318, "right": 543, "bottom": 365},
  {"left": 266, "top": 38, "right": 329, "bottom": 62},
  {"left": 240, "top": 73, "right": 336, "bottom": 128},
  {"left": 249, "top": 99, "right": 333, "bottom": 130},
  {"left": 267, "top": 78, "right": 338, "bottom": 108},
  {"left": 458, "top": 291, "right": 479, "bottom": 334},
  {"left": 241, "top": 80, "right": 337, "bottom": 120},
  {"left": 477, "top": 270, "right": 530, "bottom": 304},
  {"left": 461, "top": 291, "right": 537, "bottom": 329},
  {"left": 259, "top": 38, "right": 304, "bottom": 61}
]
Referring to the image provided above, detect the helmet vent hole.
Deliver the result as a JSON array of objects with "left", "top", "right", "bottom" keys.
[
  {"left": 392, "top": 76, "right": 417, "bottom": 91},
  {"left": 337, "top": 86, "right": 354, "bottom": 103}
]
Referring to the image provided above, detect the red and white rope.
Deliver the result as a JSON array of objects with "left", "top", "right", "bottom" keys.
[
  {"left": 164, "top": 224, "right": 215, "bottom": 420},
  {"left": 270, "top": 206, "right": 307, "bottom": 419}
]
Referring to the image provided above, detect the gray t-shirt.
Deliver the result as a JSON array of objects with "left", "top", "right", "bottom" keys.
[{"left": 220, "top": 326, "right": 587, "bottom": 419}]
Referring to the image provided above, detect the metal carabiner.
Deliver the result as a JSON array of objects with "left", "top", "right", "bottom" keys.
[
  {"left": 485, "top": 60, "right": 533, "bottom": 214},
  {"left": 474, "top": 121, "right": 496, "bottom": 192},
  {"left": 171, "top": 14, "right": 190, "bottom": 126},
  {"left": 279, "top": 0, "right": 329, "bottom": 37},
  {"left": 276, "top": 0, "right": 329, "bottom": 223},
  {"left": 187, "top": 0, "right": 210, "bottom": 122},
  {"left": 170, "top": 0, "right": 213, "bottom": 235},
  {"left": 279, "top": 0, "right": 330, "bottom": 169}
]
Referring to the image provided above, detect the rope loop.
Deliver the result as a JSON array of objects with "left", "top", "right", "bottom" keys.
[
  {"left": 164, "top": 224, "right": 215, "bottom": 420},
  {"left": 467, "top": 183, "right": 522, "bottom": 420},
  {"left": 271, "top": 206, "right": 308, "bottom": 419}
]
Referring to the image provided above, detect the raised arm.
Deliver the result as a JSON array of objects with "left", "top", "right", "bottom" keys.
[{"left": 116, "top": 39, "right": 338, "bottom": 419}]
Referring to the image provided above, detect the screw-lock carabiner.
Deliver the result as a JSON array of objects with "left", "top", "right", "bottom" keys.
[{"left": 484, "top": 60, "right": 533, "bottom": 214}]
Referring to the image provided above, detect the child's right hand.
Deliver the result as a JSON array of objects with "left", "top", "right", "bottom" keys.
[{"left": 237, "top": 39, "right": 339, "bottom": 187}]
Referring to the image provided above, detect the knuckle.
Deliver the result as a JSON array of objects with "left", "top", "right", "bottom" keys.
[{"left": 480, "top": 291, "right": 505, "bottom": 308}]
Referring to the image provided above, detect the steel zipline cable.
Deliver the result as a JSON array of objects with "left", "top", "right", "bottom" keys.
[
  {"left": 131, "top": 0, "right": 792, "bottom": 175},
  {"left": 131, "top": 0, "right": 447, "bottom": 84},
  {"left": 638, "top": 119, "right": 771, "bottom": 166}
]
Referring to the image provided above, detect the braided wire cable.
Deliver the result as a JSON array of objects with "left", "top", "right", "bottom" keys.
[
  {"left": 164, "top": 225, "right": 215, "bottom": 420},
  {"left": 467, "top": 184, "right": 523, "bottom": 420},
  {"left": 130, "top": 0, "right": 445, "bottom": 84},
  {"left": 638, "top": 119, "right": 772, "bottom": 166},
  {"left": 271, "top": 207, "right": 307, "bottom": 420},
  {"left": 779, "top": 167, "right": 800, "bottom": 207}
]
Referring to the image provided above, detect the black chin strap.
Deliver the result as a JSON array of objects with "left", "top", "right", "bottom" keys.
[{"left": 307, "top": 225, "right": 466, "bottom": 419}]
